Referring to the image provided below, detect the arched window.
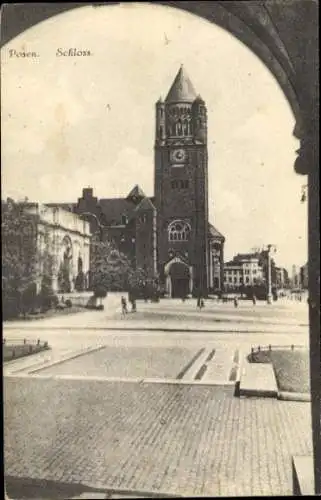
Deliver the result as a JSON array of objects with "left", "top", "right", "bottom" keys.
[
  {"left": 78, "top": 256, "right": 83, "bottom": 273},
  {"left": 168, "top": 220, "right": 191, "bottom": 242}
]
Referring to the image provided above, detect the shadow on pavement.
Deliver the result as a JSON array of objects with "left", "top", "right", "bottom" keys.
[
  {"left": 5, "top": 476, "right": 181, "bottom": 499},
  {"left": 6, "top": 476, "right": 91, "bottom": 499}
]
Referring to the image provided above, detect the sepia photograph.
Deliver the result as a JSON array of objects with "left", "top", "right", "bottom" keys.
[{"left": 1, "top": 2, "right": 319, "bottom": 498}]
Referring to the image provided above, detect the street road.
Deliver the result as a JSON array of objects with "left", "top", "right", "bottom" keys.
[{"left": 4, "top": 296, "right": 311, "bottom": 497}]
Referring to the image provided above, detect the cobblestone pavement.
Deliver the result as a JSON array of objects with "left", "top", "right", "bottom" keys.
[{"left": 4, "top": 377, "right": 312, "bottom": 497}]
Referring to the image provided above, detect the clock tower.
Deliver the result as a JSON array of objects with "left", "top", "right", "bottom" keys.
[{"left": 154, "top": 65, "right": 209, "bottom": 297}]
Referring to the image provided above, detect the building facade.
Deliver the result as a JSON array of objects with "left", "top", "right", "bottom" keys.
[
  {"left": 274, "top": 266, "right": 290, "bottom": 288},
  {"left": 224, "top": 254, "right": 264, "bottom": 290},
  {"left": 26, "top": 204, "right": 91, "bottom": 293}
]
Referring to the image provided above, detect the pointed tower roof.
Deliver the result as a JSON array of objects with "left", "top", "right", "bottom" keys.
[
  {"left": 165, "top": 65, "right": 197, "bottom": 103},
  {"left": 126, "top": 184, "right": 146, "bottom": 204}
]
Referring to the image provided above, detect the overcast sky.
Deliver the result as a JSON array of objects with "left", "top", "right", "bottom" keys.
[{"left": 1, "top": 3, "right": 308, "bottom": 271}]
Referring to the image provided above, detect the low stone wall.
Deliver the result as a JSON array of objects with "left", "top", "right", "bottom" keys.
[{"left": 57, "top": 292, "right": 97, "bottom": 308}]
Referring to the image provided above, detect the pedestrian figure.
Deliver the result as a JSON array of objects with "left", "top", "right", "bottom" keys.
[
  {"left": 131, "top": 298, "right": 137, "bottom": 313},
  {"left": 197, "top": 296, "right": 202, "bottom": 310},
  {"left": 252, "top": 294, "right": 256, "bottom": 305},
  {"left": 234, "top": 296, "right": 238, "bottom": 308},
  {"left": 121, "top": 296, "right": 128, "bottom": 317},
  {"left": 200, "top": 298, "right": 205, "bottom": 309}
]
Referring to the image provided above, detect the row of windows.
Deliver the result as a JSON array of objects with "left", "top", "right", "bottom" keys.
[
  {"left": 225, "top": 269, "right": 258, "bottom": 275},
  {"left": 117, "top": 219, "right": 192, "bottom": 242},
  {"left": 171, "top": 180, "right": 189, "bottom": 189},
  {"left": 224, "top": 277, "right": 258, "bottom": 284},
  {"left": 167, "top": 121, "right": 192, "bottom": 137}
]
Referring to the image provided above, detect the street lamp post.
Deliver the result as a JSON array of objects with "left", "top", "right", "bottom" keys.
[
  {"left": 266, "top": 244, "right": 277, "bottom": 304},
  {"left": 79, "top": 211, "right": 106, "bottom": 241},
  {"left": 267, "top": 245, "right": 273, "bottom": 304}
]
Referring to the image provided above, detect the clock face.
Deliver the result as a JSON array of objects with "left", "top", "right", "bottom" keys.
[{"left": 171, "top": 149, "right": 187, "bottom": 163}]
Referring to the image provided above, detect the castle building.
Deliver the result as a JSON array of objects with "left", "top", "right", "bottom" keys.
[{"left": 50, "top": 67, "right": 225, "bottom": 297}]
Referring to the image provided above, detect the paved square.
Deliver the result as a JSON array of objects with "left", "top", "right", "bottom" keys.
[
  {"left": 33, "top": 346, "right": 198, "bottom": 379},
  {"left": 4, "top": 377, "right": 312, "bottom": 497}
]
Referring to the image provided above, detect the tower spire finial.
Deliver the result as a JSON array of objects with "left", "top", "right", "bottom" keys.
[{"left": 165, "top": 66, "right": 197, "bottom": 103}]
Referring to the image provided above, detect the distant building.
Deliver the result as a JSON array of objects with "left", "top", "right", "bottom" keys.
[
  {"left": 291, "top": 264, "right": 300, "bottom": 288},
  {"left": 223, "top": 254, "right": 264, "bottom": 290},
  {"left": 300, "top": 262, "right": 308, "bottom": 289},
  {"left": 275, "top": 266, "right": 290, "bottom": 288}
]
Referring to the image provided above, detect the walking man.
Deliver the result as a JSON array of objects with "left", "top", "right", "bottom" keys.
[{"left": 121, "top": 295, "right": 128, "bottom": 317}]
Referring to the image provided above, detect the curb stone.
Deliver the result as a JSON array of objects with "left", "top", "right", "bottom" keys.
[
  {"left": 27, "top": 345, "right": 106, "bottom": 374},
  {"left": 234, "top": 349, "right": 243, "bottom": 397},
  {"left": 278, "top": 391, "right": 311, "bottom": 402},
  {"left": 239, "top": 360, "right": 278, "bottom": 398}
]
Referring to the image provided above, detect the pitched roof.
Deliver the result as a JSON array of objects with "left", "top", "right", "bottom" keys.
[
  {"left": 165, "top": 66, "right": 197, "bottom": 103},
  {"left": 99, "top": 198, "right": 136, "bottom": 225},
  {"left": 234, "top": 253, "right": 261, "bottom": 261},
  {"left": 126, "top": 184, "right": 146, "bottom": 201},
  {"left": 208, "top": 223, "right": 225, "bottom": 240},
  {"left": 134, "top": 197, "right": 156, "bottom": 212}
]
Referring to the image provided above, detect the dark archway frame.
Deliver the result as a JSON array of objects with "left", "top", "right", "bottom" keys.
[{"left": 1, "top": 1, "right": 319, "bottom": 493}]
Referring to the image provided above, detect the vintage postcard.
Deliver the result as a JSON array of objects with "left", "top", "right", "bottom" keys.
[{"left": 1, "top": 2, "right": 319, "bottom": 498}]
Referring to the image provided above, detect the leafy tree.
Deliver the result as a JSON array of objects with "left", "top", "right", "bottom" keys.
[
  {"left": 127, "top": 266, "right": 148, "bottom": 290},
  {"left": 90, "top": 235, "right": 159, "bottom": 299},
  {"left": 90, "top": 237, "right": 132, "bottom": 292},
  {"left": 2, "top": 200, "right": 56, "bottom": 318},
  {"left": 2, "top": 201, "right": 39, "bottom": 318},
  {"left": 127, "top": 267, "right": 160, "bottom": 300}
]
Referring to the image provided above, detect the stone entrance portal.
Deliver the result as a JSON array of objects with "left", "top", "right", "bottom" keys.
[
  {"left": 165, "top": 258, "right": 193, "bottom": 298},
  {"left": 170, "top": 262, "right": 190, "bottom": 298}
]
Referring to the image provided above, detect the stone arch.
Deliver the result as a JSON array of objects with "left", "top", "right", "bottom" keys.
[
  {"left": 2, "top": 5, "right": 318, "bottom": 492},
  {"left": 164, "top": 258, "right": 192, "bottom": 298},
  {"left": 168, "top": 220, "right": 191, "bottom": 242}
]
